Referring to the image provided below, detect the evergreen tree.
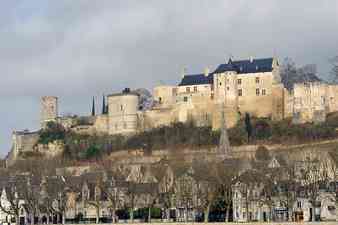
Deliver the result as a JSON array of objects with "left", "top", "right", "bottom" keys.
[
  {"left": 102, "top": 95, "right": 106, "bottom": 114},
  {"left": 244, "top": 113, "right": 252, "bottom": 143},
  {"left": 91, "top": 96, "right": 96, "bottom": 116}
]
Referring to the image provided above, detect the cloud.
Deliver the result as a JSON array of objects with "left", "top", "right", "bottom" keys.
[{"left": 0, "top": 0, "right": 337, "bottom": 154}]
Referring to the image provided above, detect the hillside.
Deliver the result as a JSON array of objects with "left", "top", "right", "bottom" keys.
[{"left": 31, "top": 117, "right": 338, "bottom": 162}]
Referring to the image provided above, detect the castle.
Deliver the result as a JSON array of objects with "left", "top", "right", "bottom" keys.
[{"left": 7, "top": 56, "right": 338, "bottom": 165}]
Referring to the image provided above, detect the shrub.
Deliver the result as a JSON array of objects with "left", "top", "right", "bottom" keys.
[
  {"left": 254, "top": 119, "right": 272, "bottom": 140},
  {"left": 38, "top": 122, "right": 66, "bottom": 144},
  {"left": 255, "top": 146, "right": 271, "bottom": 161},
  {"left": 134, "top": 208, "right": 162, "bottom": 219},
  {"left": 84, "top": 145, "right": 101, "bottom": 159},
  {"left": 228, "top": 123, "right": 247, "bottom": 146},
  {"left": 326, "top": 112, "right": 338, "bottom": 127}
]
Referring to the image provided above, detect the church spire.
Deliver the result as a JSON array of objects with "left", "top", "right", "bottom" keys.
[{"left": 91, "top": 96, "right": 95, "bottom": 116}]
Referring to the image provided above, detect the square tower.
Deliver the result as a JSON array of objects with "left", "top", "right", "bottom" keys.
[{"left": 41, "top": 96, "right": 58, "bottom": 127}]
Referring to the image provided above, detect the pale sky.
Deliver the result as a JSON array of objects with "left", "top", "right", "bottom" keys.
[{"left": 1, "top": 0, "right": 338, "bottom": 156}]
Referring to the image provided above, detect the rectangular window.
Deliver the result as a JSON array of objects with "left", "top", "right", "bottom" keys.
[
  {"left": 262, "top": 89, "right": 266, "bottom": 95},
  {"left": 256, "top": 88, "right": 260, "bottom": 96},
  {"left": 255, "top": 77, "right": 260, "bottom": 84},
  {"left": 194, "top": 86, "right": 198, "bottom": 92},
  {"left": 186, "top": 87, "right": 190, "bottom": 93},
  {"left": 237, "top": 79, "right": 242, "bottom": 85},
  {"left": 183, "top": 96, "right": 188, "bottom": 102},
  {"left": 211, "top": 93, "right": 214, "bottom": 100},
  {"left": 238, "top": 89, "right": 242, "bottom": 96}
]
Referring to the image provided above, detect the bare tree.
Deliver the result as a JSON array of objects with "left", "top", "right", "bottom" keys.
[
  {"left": 101, "top": 178, "right": 124, "bottom": 223},
  {"left": 84, "top": 179, "right": 105, "bottom": 224},
  {"left": 152, "top": 160, "right": 174, "bottom": 222},
  {"left": 330, "top": 56, "right": 338, "bottom": 83},
  {"left": 22, "top": 179, "right": 41, "bottom": 225},
  {"left": 50, "top": 182, "right": 68, "bottom": 224},
  {"left": 213, "top": 160, "right": 241, "bottom": 222},
  {"left": 0, "top": 177, "right": 24, "bottom": 225},
  {"left": 301, "top": 154, "right": 331, "bottom": 222},
  {"left": 282, "top": 159, "right": 298, "bottom": 222},
  {"left": 172, "top": 165, "right": 196, "bottom": 222},
  {"left": 143, "top": 166, "right": 159, "bottom": 223},
  {"left": 237, "top": 169, "right": 263, "bottom": 222},
  {"left": 193, "top": 161, "right": 218, "bottom": 222},
  {"left": 125, "top": 165, "right": 144, "bottom": 223},
  {"left": 125, "top": 181, "right": 138, "bottom": 223}
]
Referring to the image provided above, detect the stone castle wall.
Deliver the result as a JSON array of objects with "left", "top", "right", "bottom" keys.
[
  {"left": 94, "top": 115, "right": 109, "bottom": 134},
  {"left": 36, "top": 141, "right": 64, "bottom": 158},
  {"left": 292, "top": 82, "right": 338, "bottom": 124},
  {"left": 236, "top": 72, "right": 274, "bottom": 118}
]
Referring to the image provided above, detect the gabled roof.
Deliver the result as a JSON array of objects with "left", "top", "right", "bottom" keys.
[{"left": 214, "top": 58, "right": 274, "bottom": 74}]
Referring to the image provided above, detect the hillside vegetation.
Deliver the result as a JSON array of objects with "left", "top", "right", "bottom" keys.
[{"left": 38, "top": 116, "right": 338, "bottom": 161}]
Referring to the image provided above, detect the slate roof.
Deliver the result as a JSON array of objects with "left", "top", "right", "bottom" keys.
[
  {"left": 179, "top": 74, "right": 214, "bottom": 86},
  {"left": 178, "top": 57, "right": 274, "bottom": 86},
  {"left": 213, "top": 58, "right": 274, "bottom": 74}
]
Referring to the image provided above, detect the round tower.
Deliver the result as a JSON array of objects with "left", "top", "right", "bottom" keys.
[
  {"left": 41, "top": 96, "right": 58, "bottom": 127},
  {"left": 107, "top": 90, "right": 139, "bottom": 135}
]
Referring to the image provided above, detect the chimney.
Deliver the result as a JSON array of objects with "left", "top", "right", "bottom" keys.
[
  {"left": 204, "top": 67, "right": 210, "bottom": 77},
  {"left": 181, "top": 67, "right": 187, "bottom": 78},
  {"left": 250, "top": 56, "right": 254, "bottom": 63}
]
